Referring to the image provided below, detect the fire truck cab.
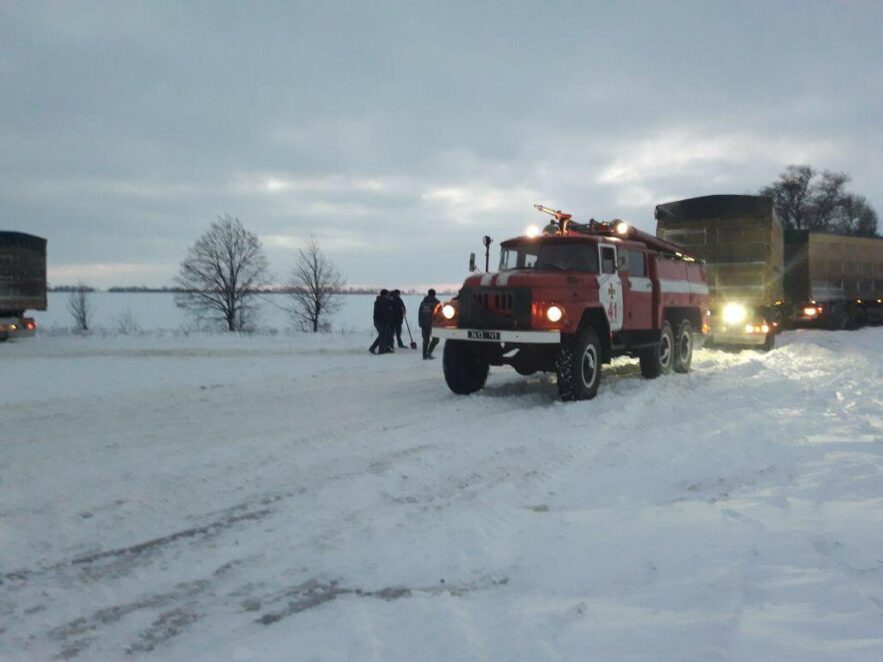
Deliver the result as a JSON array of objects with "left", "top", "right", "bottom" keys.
[{"left": 433, "top": 207, "right": 710, "bottom": 401}]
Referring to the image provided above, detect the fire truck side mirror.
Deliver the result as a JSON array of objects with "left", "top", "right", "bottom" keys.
[{"left": 469, "top": 252, "right": 477, "bottom": 272}]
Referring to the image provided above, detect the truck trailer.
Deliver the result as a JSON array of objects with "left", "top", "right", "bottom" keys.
[
  {"left": 0, "top": 231, "right": 47, "bottom": 341},
  {"left": 655, "top": 195, "right": 882, "bottom": 349},
  {"left": 783, "top": 230, "right": 883, "bottom": 329}
]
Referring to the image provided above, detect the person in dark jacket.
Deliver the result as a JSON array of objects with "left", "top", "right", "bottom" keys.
[
  {"left": 369, "top": 289, "right": 390, "bottom": 354},
  {"left": 380, "top": 290, "right": 397, "bottom": 353},
  {"left": 418, "top": 288, "right": 441, "bottom": 359},
  {"left": 392, "top": 289, "right": 407, "bottom": 348}
]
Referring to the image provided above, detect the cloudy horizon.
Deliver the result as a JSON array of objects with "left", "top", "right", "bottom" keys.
[{"left": 2, "top": 1, "right": 881, "bottom": 289}]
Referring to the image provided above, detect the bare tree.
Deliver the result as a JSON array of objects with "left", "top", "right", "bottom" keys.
[
  {"left": 287, "top": 237, "right": 345, "bottom": 332},
  {"left": 67, "top": 284, "right": 93, "bottom": 332},
  {"left": 835, "top": 193, "right": 879, "bottom": 237},
  {"left": 761, "top": 165, "right": 878, "bottom": 236},
  {"left": 760, "top": 165, "right": 815, "bottom": 230},
  {"left": 174, "top": 215, "right": 270, "bottom": 331}
]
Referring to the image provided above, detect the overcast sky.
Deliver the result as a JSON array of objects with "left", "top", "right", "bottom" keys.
[{"left": 2, "top": 1, "right": 881, "bottom": 289}]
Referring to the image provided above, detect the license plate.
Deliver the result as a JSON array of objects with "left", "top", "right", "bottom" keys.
[{"left": 468, "top": 330, "right": 501, "bottom": 340}]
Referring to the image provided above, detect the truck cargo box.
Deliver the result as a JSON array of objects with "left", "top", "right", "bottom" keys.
[
  {"left": 655, "top": 195, "right": 784, "bottom": 307},
  {"left": 0, "top": 232, "right": 48, "bottom": 314},
  {"left": 784, "top": 230, "right": 883, "bottom": 302}
]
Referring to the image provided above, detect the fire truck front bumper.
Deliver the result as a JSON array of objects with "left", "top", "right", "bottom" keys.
[{"left": 433, "top": 328, "right": 561, "bottom": 344}]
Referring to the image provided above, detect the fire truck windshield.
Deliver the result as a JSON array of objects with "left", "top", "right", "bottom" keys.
[{"left": 499, "top": 243, "right": 599, "bottom": 273}]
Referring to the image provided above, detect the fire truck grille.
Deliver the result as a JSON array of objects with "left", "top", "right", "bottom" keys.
[
  {"left": 458, "top": 287, "right": 532, "bottom": 330},
  {"left": 474, "top": 291, "right": 513, "bottom": 312}
]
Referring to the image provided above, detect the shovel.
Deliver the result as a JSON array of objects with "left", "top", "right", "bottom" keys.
[{"left": 403, "top": 316, "right": 419, "bottom": 350}]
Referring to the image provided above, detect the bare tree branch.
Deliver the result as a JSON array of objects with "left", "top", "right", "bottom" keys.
[
  {"left": 67, "top": 283, "right": 93, "bottom": 332},
  {"left": 761, "top": 165, "right": 878, "bottom": 237},
  {"left": 286, "top": 237, "right": 345, "bottom": 332},
  {"left": 174, "top": 215, "right": 270, "bottom": 331}
]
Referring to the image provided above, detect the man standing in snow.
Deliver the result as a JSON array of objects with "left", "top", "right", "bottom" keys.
[
  {"left": 380, "top": 290, "right": 397, "bottom": 353},
  {"left": 392, "top": 289, "right": 407, "bottom": 349},
  {"left": 369, "top": 289, "right": 390, "bottom": 354},
  {"left": 418, "top": 288, "right": 440, "bottom": 360}
]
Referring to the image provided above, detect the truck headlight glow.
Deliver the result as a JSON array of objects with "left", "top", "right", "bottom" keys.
[
  {"left": 802, "top": 306, "right": 818, "bottom": 317},
  {"left": 546, "top": 305, "right": 563, "bottom": 322},
  {"left": 525, "top": 225, "right": 540, "bottom": 238},
  {"left": 722, "top": 303, "right": 748, "bottom": 325},
  {"left": 615, "top": 221, "right": 629, "bottom": 235},
  {"left": 441, "top": 304, "right": 456, "bottom": 320}
]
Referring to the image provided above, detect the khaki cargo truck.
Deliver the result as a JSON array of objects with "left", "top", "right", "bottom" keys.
[
  {"left": 784, "top": 230, "right": 883, "bottom": 329},
  {"left": 0, "top": 231, "right": 47, "bottom": 341},
  {"left": 655, "top": 195, "right": 882, "bottom": 349}
]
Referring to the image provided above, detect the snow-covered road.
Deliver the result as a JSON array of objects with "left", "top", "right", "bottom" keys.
[{"left": 2, "top": 329, "right": 882, "bottom": 660}]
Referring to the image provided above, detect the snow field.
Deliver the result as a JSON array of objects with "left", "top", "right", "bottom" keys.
[{"left": 1, "top": 327, "right": 882, "bottom": 660}]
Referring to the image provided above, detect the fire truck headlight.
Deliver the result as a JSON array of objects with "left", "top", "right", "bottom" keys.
[
  {"left": 722, "top": 303, "right": 748, "bottom": 325},
  {"left": 614, "top": 221, "right": 629, "bottom": 235},
  {"left": 441, "top": 304, "right": 456, "bottom": 320},
  {"left": 546, "top": 305, "right": 563, "bottom": 323},
  {"left": 525, "top": 225, "right": 540, "bottom": 238},
  {"left": 802, "top": 306, "right": 818, "bottom": 317}
]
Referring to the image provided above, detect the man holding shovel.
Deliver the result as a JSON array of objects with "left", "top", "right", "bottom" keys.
[
  {"left": 392, "top": 290, "right": 408, "bottom": 349},
  {"left": 418, "top": 288, "right": 440, "bottom": 360}
]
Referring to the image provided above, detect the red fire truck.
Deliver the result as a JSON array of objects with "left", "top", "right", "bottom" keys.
[{"left": 433, "top": 206, "right": 710, "bottom": 401}]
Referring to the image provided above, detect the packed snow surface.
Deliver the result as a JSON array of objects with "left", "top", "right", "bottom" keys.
[{"left": 2, "top": 326, "right": 883, "bottom": 661}]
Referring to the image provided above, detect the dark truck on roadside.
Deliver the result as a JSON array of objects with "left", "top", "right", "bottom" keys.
[
  {"left": 655, "top": 195, "right": 882, "bottom": 350},
  {"left": 433, "top": 206, "right": 709, "bottom": 401},
  {"left": 0, "top": 232, "right": 47, "bottom": 341}
]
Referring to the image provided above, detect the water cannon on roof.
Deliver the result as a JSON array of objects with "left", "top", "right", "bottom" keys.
[
  {"left": 533, "top": 204, "right": 573, "bottom": 235},
  {"left": 531, "top": 204, "right": 698, "bottom": 260}
]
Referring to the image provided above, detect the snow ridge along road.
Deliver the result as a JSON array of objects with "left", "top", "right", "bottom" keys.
[{"left": 2, "top": 329, "right": 882, "bottom": 660}]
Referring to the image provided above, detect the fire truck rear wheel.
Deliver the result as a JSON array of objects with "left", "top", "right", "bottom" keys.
[
  {"left": 556, "top": 327, "right": 602, "bottom": 401},
  {"left": 443, "top": 340, "right": 489, "bottom": 395},
  {"left": 640, "top": 321, "right": 674, "bottom": 378},
  {"left": 673, "top": 320, "right": 693, "bottom": 373}
]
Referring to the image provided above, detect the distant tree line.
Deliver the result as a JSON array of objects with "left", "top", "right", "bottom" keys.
[
  {"left": 761, "top": 165, "right": 878, "bottom": 237},
  {"left": 57, "top": 284, "right": 448, "bottom": 295},
  {"left": 107, "top": 285, "right": 182, "bottom": 293},
  {"left": 49, "top": 284, "right": 98, "bottom": 292}
]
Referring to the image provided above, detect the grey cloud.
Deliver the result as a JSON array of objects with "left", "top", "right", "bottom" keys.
[{"left": 1, "top": 1, "right": 881, "bottom": 287}]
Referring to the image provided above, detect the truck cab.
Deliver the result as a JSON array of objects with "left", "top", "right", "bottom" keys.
[{"left": 433, "top": 207, "right": 709, "bottom": 400}]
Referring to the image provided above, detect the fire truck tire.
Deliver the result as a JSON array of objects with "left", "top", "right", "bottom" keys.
[
  {"left": 443, "top": 340, "right": 489, "bottom": 395},
  {"left": 556, "top": 327, "right": 602, "bottom": 401},
  {"left": 640, "top": 321, "right": 674, "bottom": 378},
  {"left": 673, "top": 320, "right": 693, "bottom": 373}
]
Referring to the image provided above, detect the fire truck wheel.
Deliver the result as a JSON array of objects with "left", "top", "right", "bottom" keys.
[
  {"left": 640, "top": 321, "right": 674, "bottom": 378},
  {"left": 673, "top": 320, "right": 693, "bottom": 373},
  {"left": 556, "top": 327, "right": 602, "bottom": 401},
  {"left": 443, "top": 340, "right": 489, "bottom": 395},
  {"left": 760, "top": 328, "right": 776, "bottom": 352}
]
